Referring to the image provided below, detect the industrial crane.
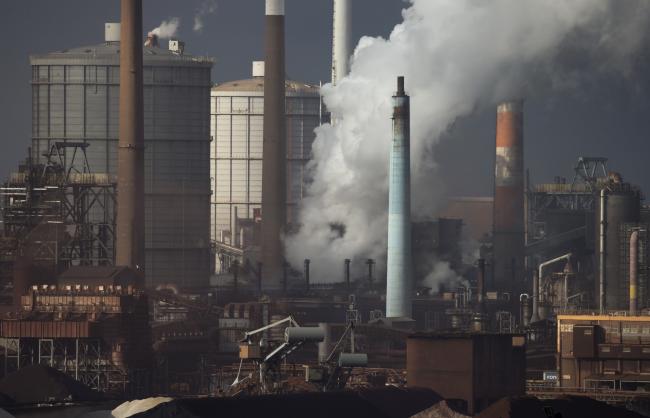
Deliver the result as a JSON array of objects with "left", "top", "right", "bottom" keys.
[
  {"left": 229, "top": 315, "right": 369, "bottom": 395},
  {"left": 231, "top": 315, "right": 325, "bottom": 395},
  {"left": 312, "top": 320, "right": 368, "bottom": 392}
]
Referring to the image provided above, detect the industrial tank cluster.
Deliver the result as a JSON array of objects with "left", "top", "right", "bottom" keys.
[{"left": 0, "top": 0, "right": 649, "bottom": 412}]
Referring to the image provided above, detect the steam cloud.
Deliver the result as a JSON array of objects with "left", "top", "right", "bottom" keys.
[
  {"left": 194, "top": 0, "right": 218, "bottom": 33},
  {"left": 150, "top": 18, "right": 180, "bottom": 39},
  {"left": 286, "top": 0, "right": 650, "bottom": 285}
]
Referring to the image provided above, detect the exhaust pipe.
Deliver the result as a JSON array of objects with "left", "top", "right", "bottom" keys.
[{"left": 630, "top": 230, "right": 639, "bottom": 315}]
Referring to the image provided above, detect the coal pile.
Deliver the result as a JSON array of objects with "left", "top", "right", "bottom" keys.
[
  {"left": 410, "top": 400, "right": 470, "bottom": 418},
  {"left": 124, "top": 387, "right": 443, "bottom": 418},
  {"left": 477, "top": 396, "right": 646, "bottom": 418},
  {"left": 0, "top": 365, "right": 102, "bottom": 404}
]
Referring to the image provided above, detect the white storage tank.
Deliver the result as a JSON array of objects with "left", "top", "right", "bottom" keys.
[{"left": 210, "top": 62, "right": 324, "bottom": 273}]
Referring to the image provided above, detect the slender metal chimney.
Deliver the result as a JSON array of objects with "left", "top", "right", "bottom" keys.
[
  {"left": 261, "top": 0, "right": 286, "bottom": 290},
  {"left": 530, "top": 269, "right": 540, "bottom": 323},
  {"left": 386, "top": 76, "right": 412, "bottom": 319},
  {"left": 331, "top": 0, "right": 351, "bottom": 85},
  {"left": 344, "top": 258, "right": 351, "bottom": 289},
  {"left": 144, "top": 32, "right": 159, "bottom": 47},
  {"left": 599, "top": 189, "right": 607, "bottom": 314},
  {"left": 477, "top": 258, "right": 486, "bottom": 313},
  {"left": 116, "top": 0, "right": 145, "bottom": 281},
  {"left": 304, "top": 259, "right": 311, "bottom": 292},
  {"left": 630, "top": 230, "right": 639, "bottom": 315},
  {"left": 493, "top": 101, "right": 524, "bottom": 300}
]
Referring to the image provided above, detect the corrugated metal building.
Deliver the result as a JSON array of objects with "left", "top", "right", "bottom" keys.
[
  {"left": 29, "top": 28, "right": 213, "bottom": 287},
  {"left": 210, "top": 62, "right": 322, "bottom": 272}
]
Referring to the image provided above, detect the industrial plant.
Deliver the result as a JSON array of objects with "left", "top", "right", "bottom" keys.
[{"left": 0, "top": 0, "right": 648, "bottom": 417}]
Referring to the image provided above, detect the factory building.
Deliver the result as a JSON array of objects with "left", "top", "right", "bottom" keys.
[
  {"left": 210, "top": 63, "right": 322, "bottom": 273},
  {"left": 527, "top": 159, "right": 648, "bottom": 318},
  {"left": 407, "top": 333, "right": 526, "bottom": 415},
  {"left": 29, "top": 24, "right": 213, "bottom": 287},
  {"left": 557, "top": 315, "right": 650, "bottom": 391},
  {"left": 0, "top": 266, "right": 152, "bottom": 394}
]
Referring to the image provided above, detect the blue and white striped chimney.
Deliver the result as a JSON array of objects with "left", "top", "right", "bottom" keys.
[{"left": 386, "top": 76, "right": 413, "bottom": 319}]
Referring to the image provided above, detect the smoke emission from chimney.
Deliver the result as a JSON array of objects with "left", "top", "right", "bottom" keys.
[
  {"left": 285, "top": 0, "right": 650, "bottom": 283},
  {"left": 150, "top": 18, "right": 180, "bottom": 39}
]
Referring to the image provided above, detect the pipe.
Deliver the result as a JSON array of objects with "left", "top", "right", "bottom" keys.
[
  {"left": 282, "top": 261, "right": 288, "bottom": 294},
  {"left": 599, "top": 189, "right": 607, "bottom": 314},
  {"left": 232, "top": 260, "right": 239, "bottom": 295},
  {"left": 344, "top": 259, "right": 351, "bottom": 289},
  {"left": 304, "top": 259, "right": 311, "bottom": 292},
  {"left": 331, "top": 0, "right": 351, "bottom": 85},
  {"left": 630, "top": 230, "right": 639, "bottom": 315},
  {"left": 318, "top": 323, "right": 332, "bottom": 363},
  {"left": 530, "top": 269, "right": 540, "bottom": 323},
  {"left": 538, "top": 253, "right": 572, "bottom": 286},
  {"left": 477, "top": 258, "right": 486, "bottom": 313},
  {"left": 116, "top": 0, "right": 145, "bottom": 282},
  {"left": 261, "top": 0, "right": 287, "bottom": 290},
  {"left": 520, "top": 294, "right": 530, "bottom": 327},
  {"left": 386, "top": 76, "right": 412, "bottom": 319},
  {"left": 233, "top": 206, "right": 239, "bottom": 247},
  {"left": 536, "top": 253, "right": 572, "bottom": 319}
]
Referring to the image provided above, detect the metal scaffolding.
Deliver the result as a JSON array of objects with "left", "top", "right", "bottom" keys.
[
  {"left": 0, "top": 336, "right": 127, "bottom": 392},
  {"left": 527, "top": 157, "right": 609, "bottom": 243},
  {"left": 1, "top": 142, "right": 116, "bottom": 272}
]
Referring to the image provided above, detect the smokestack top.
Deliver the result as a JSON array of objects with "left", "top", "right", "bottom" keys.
[
  {"left": 144, "top": 32, "right": 159, "bottom": 48},
  {"left": 497, "top": 100, "right": 523, "bottom": 114},
  {"left": 266, "top": 0, "right": 285, "bottom": 16},
  {"left": 396, "top": 76, "right": 405, "bottom": 96}
]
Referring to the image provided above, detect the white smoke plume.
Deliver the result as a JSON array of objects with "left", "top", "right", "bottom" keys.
[
  {"left": 422, "top": 261, "right": 466, "bottom": 294},
  {"left": 150, "top": 18, "right": 180, "bottom": 39},
  {"left": 285, "top": 0, "right": 650, "bottom": 283},
  {"left": 194, "top": 0, "right": 218, "bottom": 32}
]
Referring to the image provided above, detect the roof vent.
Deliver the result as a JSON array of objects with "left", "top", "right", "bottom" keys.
[
  {"left": 252, "top": 61, "right": 265, "bottom": 78},
  {"left": 169, "top": 39, "right": 185, "bottom": 55},
  {"left": 105, "top": 22, "right": 121, "bottom": 43}
]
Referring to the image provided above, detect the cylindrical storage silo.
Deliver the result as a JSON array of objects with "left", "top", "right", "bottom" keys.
[
  {"left": 29, "top": 26, "right": 213, "bottom": 287},
  {"left": 210, "top": 63, "right": 322, "bottom": 273},
  {"left": 595, "top": 188, "right": 641, "bottom": 310}
]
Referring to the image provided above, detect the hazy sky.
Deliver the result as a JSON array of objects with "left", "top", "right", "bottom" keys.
[{"left": 1, "top": 0, "right": 649, "bottom": 199}]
